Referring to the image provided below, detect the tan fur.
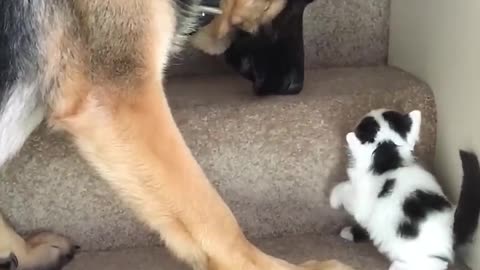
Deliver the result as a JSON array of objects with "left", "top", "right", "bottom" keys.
[
  {"left": 0, "top": 1, "right": 354, "bottom": 269},
  {"left": 191, "top": 0, "right": 286, "bottom": 55},
  {"left": 0, "top": 215, "right": 77, "bottom": 269}
]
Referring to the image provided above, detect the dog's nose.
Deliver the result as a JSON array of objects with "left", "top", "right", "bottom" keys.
[
  {"left": 280, "top": 70, "right": 304, "bottom": 95},
  {"left": 254, "top": 69, "right": 304, "bottom": 96}
]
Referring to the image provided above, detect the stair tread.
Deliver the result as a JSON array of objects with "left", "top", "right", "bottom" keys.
[
  {"left": 65, "top": 233, "right": 468, "bottom": 270},
  {"left": 1, "top": 67, "right": 437, "bottom": 250}
]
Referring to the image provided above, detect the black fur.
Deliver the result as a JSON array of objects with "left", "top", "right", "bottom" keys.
[
  {"left": 371, "top": 141, "right": 402, "bottom": 175},
  {"left": 181, "top": 0, "right": 218, "bottom": 34},
  {"left": 397, "top": 220, "right": 419, "bottom": 239},
  {"left": 382, "top": 111, "right": 412, "bottom": 139},
  {"left": 350, "top": 224, "right": 370, "bottom": 243},
  {"left": 354, "top": 116, "right": 380, "bottom": 144},
  {"left": 403, "top": 190, "right": 451, "bottom": 220},
  {"left": 224, "top": 0, "right": 314, "bottom": 96},
  {"left": 454, "top": 150, "right": 480, "bottom": 247},
  {"left": 378, "top": 178, "right": 396, "bottom": 198},
  {"left": 397, "top": 190, "right": 452, "bottom": 239},
  {"left": 0, "top": 253, "right": 17, "bottom": 270},
  {"left": 0, "top": 1, "right": 39, "bottom": 105}
]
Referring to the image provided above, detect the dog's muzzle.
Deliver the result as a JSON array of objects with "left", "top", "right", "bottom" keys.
[{"left": 224, "top": 0, "right": 314, "bottom": 96}]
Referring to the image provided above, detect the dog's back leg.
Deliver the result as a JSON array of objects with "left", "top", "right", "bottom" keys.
[
  {"left": 0, "top": 83, "right": 40, "bottom": 266},
  {"left": 0, "top": 85, "right": 79, "bottom": 269}
]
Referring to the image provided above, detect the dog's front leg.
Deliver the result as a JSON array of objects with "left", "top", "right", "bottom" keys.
[
  {"left": 47, "top": 75, "right": 257, "bottom": 269},
  {"left": 48, "top": 77, "right": 353, "bottom": 270}
]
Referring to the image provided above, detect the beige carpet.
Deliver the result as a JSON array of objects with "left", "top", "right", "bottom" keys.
[
  {"left": 65, "top": 234, "right": 469, "bottom": 270},
  {"left": 0, "top": 67, "right": 437, "bottom": 251},
  {"left": 0, "top": 1, "right": 458, "bottom": 268}
]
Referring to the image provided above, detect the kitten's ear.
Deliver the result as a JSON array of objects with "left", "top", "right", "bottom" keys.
[
  {"left": 406, "top": 110, "right": 422, "bottom": 149},
  {"left": 346, "top": 132, "right": 360, "bottom": 146}
]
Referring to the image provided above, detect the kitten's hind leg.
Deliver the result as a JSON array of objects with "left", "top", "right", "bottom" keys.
[
  {"left": 388, "top": 261, "right": 409, "bottom": 270},
  {"left": 340, "top": 224, "right": 370, "bottom": 243}
]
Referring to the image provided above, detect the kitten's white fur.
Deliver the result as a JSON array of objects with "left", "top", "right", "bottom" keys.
[{"left": 330, "top": 109, "right": 455, "bottom": 270}]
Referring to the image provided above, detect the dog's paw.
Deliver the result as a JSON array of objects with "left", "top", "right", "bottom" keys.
[
  {"left": 22, "top": 232, "right": 79, "bottom": 270},
  {"left": 300, "top": 259, "right": 355, "bottom": 270},
  {"left": 339, "top": 226, "right": 354, "bottom": 242},
  {"left": 0, "top": 253, "right": 18, "bottom": 270}
]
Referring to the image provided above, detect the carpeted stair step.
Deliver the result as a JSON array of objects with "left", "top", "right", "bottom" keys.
[
  {"left": 64, "top": 233, "right": 468, "bottom": 270},
  {"left": 0, "top": 67, "right": 436, "bottom": 251}
]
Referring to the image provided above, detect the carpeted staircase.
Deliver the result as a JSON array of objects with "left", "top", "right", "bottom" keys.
[{"left": 0, "top": 1, "right": 470, "bottom": 269}]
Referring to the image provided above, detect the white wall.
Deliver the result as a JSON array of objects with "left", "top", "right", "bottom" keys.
[{"left": 389, "top": 0, "right": 480, "bottom": 268}]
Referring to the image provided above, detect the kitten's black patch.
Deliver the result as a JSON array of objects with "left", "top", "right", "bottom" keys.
[
  {"left": 403, "top": 190, "right": 451, "bottom": 220},
  {"left": 378, "top": 178, "right": 396, "bottom": 198},
  {"left": 454, "top": 150, "right": 480, "bottom": 246},
  {"left": 397, "top": 190, "right": 452, "bottom": 239},
  {"left": 354, "top": 116, "right": 380, "bottom": 144},
  {"left": 397, "top": 220, "right": 419, "bottom": 239},
  {"left": 371, "top": 141, "right": 402, "bottom": 175},
  {"left": 382, "top": 111, "right": 412, "bottom": 139},
  {"left": 351, "top": 224, "right": 370, "bottom": 242}
]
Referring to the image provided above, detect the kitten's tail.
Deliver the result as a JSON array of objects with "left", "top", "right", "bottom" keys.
[{"left": 453, "top": 150, "right": 480, "bottom": 247}]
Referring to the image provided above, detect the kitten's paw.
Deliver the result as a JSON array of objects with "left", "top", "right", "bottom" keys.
[
  {"left": 329, "top": 184, "right": 345, "bottom": 209},
  {"left": 339, "top": 226, "right": 354, "bottom": 242},
  {"left": 22, "top": 232, "right": 79, "bottom": 270},
  {"left": 300, "top": 259, "right": 355, "bottom": 270},
  {"left": 0, "top": 253, "right": 18, "bottom": 270}
]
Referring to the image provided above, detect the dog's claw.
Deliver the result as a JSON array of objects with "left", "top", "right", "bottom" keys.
[
  {"left": 22, "top": 232, "right": 78, "bottom": 270},
  {"left": 0, "top": 253, "right": 18, "bottom": 270}
]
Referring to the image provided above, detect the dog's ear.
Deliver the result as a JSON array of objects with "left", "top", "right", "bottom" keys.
[{"left": 346, "top": 132, "right": 361, "bottom": 147}]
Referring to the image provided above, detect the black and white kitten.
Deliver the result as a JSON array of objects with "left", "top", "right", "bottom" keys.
[{"left": 330, "top": 109, "right": 480, "bottom": 270}]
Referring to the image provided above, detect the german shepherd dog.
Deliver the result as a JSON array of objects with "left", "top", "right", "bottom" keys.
[{"left": 0, "top": 1, "right": 354, "bottom": 270}]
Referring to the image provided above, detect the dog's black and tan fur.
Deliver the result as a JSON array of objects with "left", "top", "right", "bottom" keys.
[{"left": 0, "top": 1, "right": 353, "bottom": 270}]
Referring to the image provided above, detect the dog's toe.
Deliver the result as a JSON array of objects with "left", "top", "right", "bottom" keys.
[
  {"left": 22, "top": 232, "right": 79, "bottom": 270},
  {"left": 0, "top": 253, "right": 18, "bottom": 270}
]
